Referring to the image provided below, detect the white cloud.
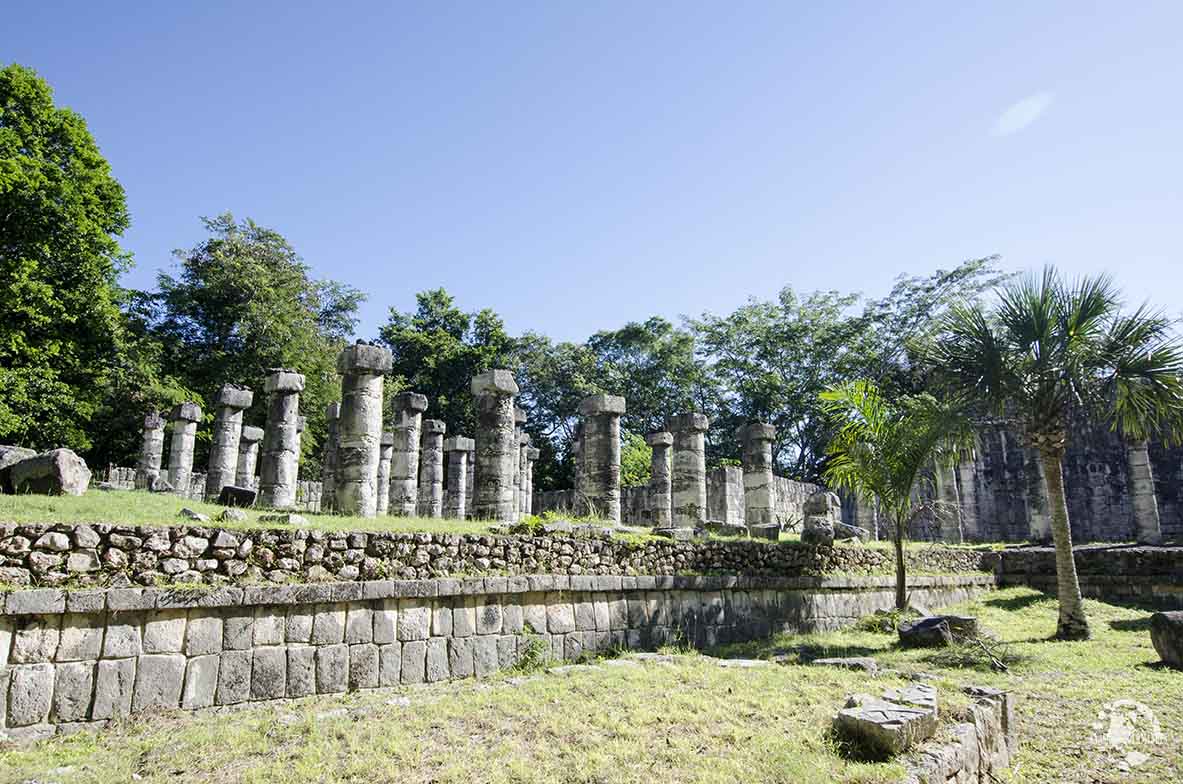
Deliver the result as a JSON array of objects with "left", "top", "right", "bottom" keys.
[{"left": 993, "top": 92, "right": 1053, "bottom": 136}]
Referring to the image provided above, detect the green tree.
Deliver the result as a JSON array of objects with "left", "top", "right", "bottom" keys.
[
  {"left": 620, "top": 431, "right": 652, "bottom": 487},
  {"left": 928, "top": 268, "right": 1183, "bottom": 639},
  {"left": 821, "top": 380, "right": 972, "bottom": 609},
  {"left": 153, "top": 214, "right": 363, "bottom": 474},
  {"left": 0, "top": 64, "right": 131, "bottom": 450}
]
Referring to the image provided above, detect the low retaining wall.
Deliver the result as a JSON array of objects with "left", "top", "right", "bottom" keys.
[
  {"left": 0, "top": 573, "right": 994, "bottom": 742},
  {"left": 998, "top": 546, "right": 1183, "bottom": 608},
  {"left": 905, "top": 686, "right": 1017, "bottom": 784},
  {"left": 0, "top": 522, "right": 999, "bottom": 589}
]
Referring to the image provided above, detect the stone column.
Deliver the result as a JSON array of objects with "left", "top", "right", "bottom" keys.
[
  {"left": 737, "top": 422, "right": 777, "bottom": 530},
  {"left": 517, "top": 432, "right": 532, "bottom": 518},
  {"left": 511, "top": 408, "right": 527, "bottom": 522},
  {"left": 525, "top": 446, "right": 540, "bottom": 516},
  {"left": 376, "top": 432, "right": 395, "bottom": 515},
  {"left": 465, "top": 442, "right": 476, "bottom": 517},
  {"left": 471, "top": 369, "right": 519, "bottom": 521},
  {"left": 572, "top": 422, "right": 586, "bottom": 506},
  {"left": 444, "top": 436, "right": 473, "bottom": 519},
  {"left": 321, "top": 402, "right": 341, "bottom": 513},
  {"left": 934, "top": 461, "right": 964, "bottom": 543},
  {"left": 335, "top": 343, "right": 393, "bottom": 518},
  {"left": 1024, "top": 446, "right": 1052, "bottom": 542},
  {"left": 579, "top": 394, "right": 626, "bottom": 524},
  {"left": 389, "top": 392, "right": 428, "bottom": 516},
  {"left": 258, "top": 369, "right": 304, "bottom": 510},
  {"left": 205, "top": 385, "right": 253, "bottom": 499},
  {"left": 136, "top": 412, "right": 166, "bottom": 490},
  {"left": 417, "top": 420, "right": 446, "bottom": 518},
  {"left": 646, "top": 432, "right": 673, "bottom": 528},
  {"left": 1128, "top": 439, "right": 1163, "bottom": 544},
  {"left": 167, "top": 402, "right": 203, "bottom": 496},
  {"left": 236, "top": 426, "right": 264, "bottom": 489},
  {"left": 668, "top": 412, "right": 709, "bottom": 529}
]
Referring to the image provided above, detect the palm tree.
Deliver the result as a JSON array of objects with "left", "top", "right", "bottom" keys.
[
  {"left": 929, "top": 267, "right": 1183, "bottom": 639},
  {"left": 821, "top": 380, "right": 972, "bottom": 610}
]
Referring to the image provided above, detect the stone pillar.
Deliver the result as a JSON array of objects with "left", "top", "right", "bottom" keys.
[
  {"left": 511, "top": 408, "right": 527, "bottom": 522},
  {"left": 1024, "top": 446, "right": 1052, "bottom": 542},
  {"left": 525, "top": 446, "right": 540, "bottom": 516},
  {"left": 389, "top": 392, "right": 428, "bottom": 516},
  {"left": 417, "top": 420, "right": 446, "bottom": 518},
  {"left": 646, "top": 432, "right": 673, "bottom": 528},
  {"left": 167, "top": 402, "right": 203, "bottom": 496},
  {"left": 236, "top": 426, "right": 264, "bottom": 489},
  {"left": 572, "top": 422, "right": 586, "bottom": 505},
  {"left": 517, "top": 432, "right": 531, "bottom": 518},
  {"left": 737, "top": 422, "right": 777, "bottom": 530},
  {"left": 465, "top": 442, "right": 475, "bottom": 517},
  {"left": 444, "top": 436, "right": 473, "bottom": 519},
  {"left": 471, "top": 369, "right": 520, "bottom": 521},
  {"left": 376, "top": 432, "right": 395, "bottom": 516},
  {"left": 136, "top": 412, "right": 166, "bottom": 490},
  {"left": 579, "top": 394, "right": 626, "bottom": 524},
  {"left": 335, "top": 343, "right": 393, "bottom": 518},
  {"left": 258, "top": 369, "right": 305, "bottom": 510},
  {"left": 320, "top": 402, "right": 341, "bottom": 512},
  {"left": 205, "top": 385, "right": 253, "bottom": 499},
  {"left": 934, "top": 461, "right": 964, "bottom": 543},
  {"left": 668, "top": 412, "right": 709, "bottom": 529},
  {"left": 1128, "top": 439, "right": 1163, "bottom": 544}
]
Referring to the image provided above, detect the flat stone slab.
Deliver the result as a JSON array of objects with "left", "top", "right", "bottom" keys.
[
  {"left": 713, "top": 658, "right": 770, "bottom": 669},
  {"left": 898, "top": 617, "right": 953, "bottom": 649},
  {"left": 812, "top": 657, "right": 879, "bottom": 675},
  {"left": 1150, "top": 611, "right": 1183, "bottom": 669},
  {"left": 834, "top": 684, "right": 939, "bottom": 758},
  {"left": 546, "top": 664, "right": 604, "bottom": 676}
]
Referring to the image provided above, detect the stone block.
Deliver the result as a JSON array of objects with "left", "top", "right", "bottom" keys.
[
  {"left": 373, "top": 600, "right": 399, "bottom": 644},
  {"left": 476, "top": 600, "right": 503, "bottom": 636},
  {"left": 240, "top": 425, "right": 264, "bottom": 443},
  {"left": 608, "top": 597, "right": 628, "bottom": 631},
  {"left": 398, "top": 600, "right": 431, "bottom": 641},
  {"left": 263, "top": 370, "right": 305, "bottom": 394},
  {"left": 392, "top": 391, "right": 428, "bottom": 413},
  {"left": 222, "top": 611, "right": 255, "bottom": 650},
  {"left": 497, "top": 635, "right": 518, "bottom": 669},
  {"left": 185, "top": 612, "right": 224, "bottom": 656},
  {"left": 345, "top": 606, "right": 373, "bottom": 644},
  {"left": 473, "top": 636, "right": 499, "bottom": 678},
  {"left": 132, "top": 653, "right": 186, "bottom": 712},
  {"left": 545, "top": 595, "right": 575, "bottom": 634},
  {"left": 253, "top": 609, "right": 285, "bottom": 646},
  {"left": 431, "top": 603, "right": 453, "bottom": 637},
  {"left": 645, "top": 431, "right": 673, "bottom": 447},
  {"left": 448, "top": 637, "right": 474, "bottom": 679},
  {"left": 579, "top": 394, "right": 626, "bottom": 416},
  {"left": 401, "top": 640, "right": 426, "bottom": 684},
  {"left": 216, "top": 384, "right": 254, "bottom": 409},
  {"left": 0, "top": 618, "right": 10, "bottom": 668},
  {"left": 452, "top": 598, "right": 476, "bottom": 638},
  {"left": 574, "top": 599, "right": 596, "bottom": 632},
  {"left": 833, "top": 686, "right": 938, "bottom": 758},
  {"left": 1150, "top": 611, "right": 1183, "bottom": 669},
  {"left": 443, "top": 436, "right": 474, "bottom": 452},
  {"left": 421, "top": 638, "right": 448, "bottom": 683},
  {"left": 92, "top": 658, "right": 136, "bottom": 720},
  {"left": 182, "top": 654, "right": 220, "bottom": 709},
  {"left": 378, "top": 643, "right": 402, "bottom": 687},
  {"left": 666, "top": 412, "right": 709, "bottom": 433},
  {"left": 53, "top": 615, "right": 102, "bottom": 663},
  {"left": 6, "top": 588, "right": 65, "bottom": 615},
  {"left": 285, "top": 607, "right": 313, "bottom": 644},
  {"left": 215, "top": 649, "right": 252, "bottom": 705},
  {"left": 337, "top": 342, "right": 393, "bottom": 374},
  {"left": 287, "top": 645, "right": 316, "bottom": 697},
  {"left": 65, "top": 590, "right": 106, "bottom": 614},
  {"left": 349, "top": 643, "right": 379, "bottom": 690},
  {"left": 316, "top": 644, "right": 348, "bottom": 693},
  {"left": 217, "top": 485, "right": 257, "bottom": 507},
  {"left": 142, "top": 610, "right": 187, "bottom": 654},
  {"left": 251, "top": 647, "right": 287, "bottom": 700},
  {"left": 52, "top": 661, "right": 95, "bottom": 722},
  {"left": 898, "top": 617, "right": 953, "bottom": 649},
  {"left": 11, "top": 615, "right": 60, "bottom": 663},
  {"left": 501, "top": 601, "right": 524, "bottom": 634},
  {"left": 592, "top": 596, "right": 611, "bottom": 631},
  {"left": 170, "top": 401, "right": 203, "bottom": 422},
  {"left": 311, "top": 604, "right": 346, "bottom": 645},
  {"left": 471, "top": 369, "right": 519, "bottom": 397},
  {"left": 8, "top": 663, "right": 54, "bottom": 726}
]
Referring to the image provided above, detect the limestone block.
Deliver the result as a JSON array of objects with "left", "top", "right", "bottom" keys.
[
  {"left": 801, "top": 515, "right": 835, "bottom": 547},
  {"left": 834, "top": 691, "right": 938, "bottom": 758},
  {"left": 216, "top": 649, "right": 252, "bottom": 705},
  {"left": 667, "top": 412, "right": 710, "bottom": 434},
  {"left": 1151, "top": 611, "right": 1183, "bottom": 668},
  {"left": 52, "top": 661, "right": 95, "bottom": 722},
  {"left": 452, "top": 598, "right": 476, "bottom": 638},
  {"left": 222, "top": 611, "right": 255, "bottom": 650},
  {"left": 142, "top": 610, "right": 187, "bottom": 654},
  {"left": 803, "top": 490, "right": 843, "bottom": 520},
  {"left": 92, "top": 658, "right": 135, "bottom": 720},
  {"left": 285, "top": 608, "right": 312, "bottom": 644},
  {"left": 182, "top": 654, "right": 220, "bottom": 709},
  {"left": 448, "top": 637, "right": 474, "bottom": 678},
  {"left": 253, "top": 610, "right": 285, "bottom": 646},
  {"left": 431, "top": 604, "right": 453, "bottom": 637},
  {"left": 343, "top": 606, "right": 373, "bottom": 644},
  {"left": 240, "top": 425, "right": 265, "bottom": 444},
  {"left": 0, "top": 618, "right": 11, "bottom": 668},
  {"left": 287, "top": 646, "right": 316, "bottom": 698},
  {"left": 502, "top": 602, "right": 524, "bottom": 634},
  {"left": 898, "top": 617, "right": 953, "bottom": 649},
  {"left": 443, "top": 436, "right": 474, "bottom": 452},
  {"left": 344, "top": 643, "right": 376, "bottom": 690},
  {"left": 401, "top": 640, "right": 426, "bottom": 684},
  {"left": 473, "top": 636, "right": 499, "bottom": 678},
  {"left": 471, "top": 370, "right": 519, "bottom": 397},
  {"left": 185, "top": 612, "right": 224, "bottom": 656},
  {"left": 263, "top": 370, "right": 305, "bottom": 394},
  {"left": 392, "top": 391, "right": 428, "bottom": 413},
  {"left": 11, "top": 615, "right": 60, "bottom": 663},
  {"left": 170, "top": 402, "right": 203, "bottom": 422},
  {"left": 251, "top": 647, "right": 287, "bottom": 700},
  {"left": 8, "top": 663, "right": 54, "bottom": 726},
  {"left": 214, "top": 384, "right": 254, "bottom": 410},
  {"left": 546, "top": 596, "right": 576, "bottom": 634},
  {"left": 373, "top": 600, "right": 398, "bottom": 644},
  {"left": 7, "top": 449, "right": 92, "bottom": 496},
  {"left": 574, "top": 599, "right": 596, "bottom": 632},
  {"left": 316, "top": 644, "right": 348, "bottom": 693},
  {"left": 378, "top": 643, "right": 402, "bottom": 687},
  {"left": 578, "top": 394, "right": 627, "bottom": 416},
  {"left": 337, "top": 342, "right": 393, "bottom": 375},
  {"left": 311, "top": 604, "right": 346, "bottom": 645},
  {"left": 398, "top": 600, "right": 431, "bottom": 641},
  {"left": 132, "top": 653, "right": 186, "bottom": 712},
  {"left": 476, "top": 600, "right": 503, "bottom": 636},
  {"left": 5, "top": 588, "right": 65, "bottom": 615}
]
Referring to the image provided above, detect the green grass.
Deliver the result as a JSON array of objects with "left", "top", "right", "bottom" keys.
[{"left": 4, "top": 587, "right": 1174, "bottom": 783}]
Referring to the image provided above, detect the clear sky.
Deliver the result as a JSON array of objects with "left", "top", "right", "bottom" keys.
[{"left": 9, "top": 1, "right": 1182, "bottom": 342}]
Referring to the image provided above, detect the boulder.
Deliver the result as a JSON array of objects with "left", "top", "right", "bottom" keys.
[
  {"left": 833, "top": 522, "right": 870, "bottom": 541},
  {"left": 833, "top": 684, "right": 938, "bottom": 758},
  {"left": 3, "top": 448, "right": 91, "bottom": 495},
  {"left": 178, "top": 508, "right": 211, "bottom": 523},
  {"left": 147, "top": 475, "right": 174, "bottom": 493},
  {"left": 898, "top": 617, "right": 953, "bottom": 649},
  {"left": 0, "top": 444, "right": 37, "bottom": 478},
  {"left": 217, "top": 485, "right": 257, "bottom": 508},
  {"left": 940, "top": 614, "right": 980, "bottom": 640},
  {"left": 801, "top": 515, "right": 834, "bottom": 547},
  {"left": 1150, "top": 611, "right": 1183, "bottom": 669},
  {"left": 748, "top": 523, "right": 781, "bottom": 542},
  {"left": 259, "top": 512, "right": 310, "bottom": 527}
]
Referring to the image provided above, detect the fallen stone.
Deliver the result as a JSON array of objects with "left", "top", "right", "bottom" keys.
[
  {"left": 1150, "top": 611, "right": 1183, "bottom": 669},
  {"left": 259, "top": 513, "right": 310, "bottom": 527},
  {"left": 218, "top": 508, "right": 247, "bottom": 523},
  {"left": 4, "top": 448, "right": 91, "bottom": 496},
  {"left": 705, "top": 521, "right": 749, "bottom": 537},
  {"left": 812, "top": 657, "right": 879, "bottom": 674},
  {"left": 217, "top": 485, "right": 257, "bottom": 508},
  {"left": 748, "top": 523, "right": 780, "bottom": 541},
  {"left": 898, "top": 617, "right": 953, "bottom": 649},
  {"left": 178, "top": 508, "right": 211, "bottom": 523},
  {"left": 714, "top": 658, "right": 770, "bottom": 668},
  {"left": 939, "top": 615, "right": 980, "bottom": 639},
  {"left": 801, "top": 515, "right": 834, "bottom": 547},
  {"left": 833, "top": 522, "right": 870, "bottom": 541},
  {"left": 833, "top": 684, "right": 939, "bottom": 758}
]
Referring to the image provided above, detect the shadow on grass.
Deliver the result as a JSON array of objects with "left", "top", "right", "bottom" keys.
[
  {"left": 1109, "top": 616, "right": 1154, "bottom": 633},
  {"left": 983, "top": 592, "right": 1051, "bottom": 612},
  {"left": 769, "top": 642, "right": 887, "bottom": 664}
]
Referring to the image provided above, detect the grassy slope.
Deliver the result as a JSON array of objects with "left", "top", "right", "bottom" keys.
[{"left": 3, "top": 587, "right": 1177, "bottom": 783}]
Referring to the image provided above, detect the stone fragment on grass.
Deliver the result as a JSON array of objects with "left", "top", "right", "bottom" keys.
[
  {"left": 833, "top": 684, "right": 939, "bottom": 758},
  {"left": 1150, "top": 611, "right": 1183, "bottom": 669},
  {"left": 178, "top": 508, "right": 210, "bottom": 523},
  {"left": 5, "top": 449, "right": 91, "bottom": 496},
  {"left": 259, "top": 512, "right": 310, "bottom": 527},
  {"left": 217, "top": 485, "right": 257, "bottom": 508},
  {"left": 898, "top": 617, "right": 953, "bottom": 649},
  {"left": 811, "top": 656, "right": 879, "bottom": 675}
]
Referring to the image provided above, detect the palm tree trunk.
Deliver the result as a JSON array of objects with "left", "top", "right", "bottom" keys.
[
  {"left": 1039, "top": 447, "right": 1090, "bottom": 639},
  {"left": 1126, "top": 439, "right": 1163, "bottom": 545},
  {"left": 893, "top": 519, "right": 907, "bottom": 610}
]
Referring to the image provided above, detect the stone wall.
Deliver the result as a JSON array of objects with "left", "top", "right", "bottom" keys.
[
  {"left": 0, "top": 572, "right": 994, "bottom": 741},
  {"left": 0, "top": 522, "right": 998, "bottom": 590},
  {"left": 997, "top": 545, "right": 1183, "bottom": 608},
  {"left": 905, "top": 686, "right": 1017, "bottom": 784}
]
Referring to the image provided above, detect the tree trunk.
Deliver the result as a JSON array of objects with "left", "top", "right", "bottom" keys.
[
  {"left": 1126, "top": 439, "right": 1162, "bottom": 545},
  {"left": 893, "top": 520, "right": 907, "bottom": 610},
  {"left": 1039, "top": 447, "right": 1090, "bottom": 640}
]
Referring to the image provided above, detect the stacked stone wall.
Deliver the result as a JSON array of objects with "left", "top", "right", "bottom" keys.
[
  {"left": 0, "top": 572, "right": 994, "bottom": 741},
  {"left": 997, "top": 545, "right": 1183, "bottom": 608}
]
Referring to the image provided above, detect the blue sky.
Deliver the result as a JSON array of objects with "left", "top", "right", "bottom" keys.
[{"left": 9, "top": 2, "right": 1182, "bottom": 341}]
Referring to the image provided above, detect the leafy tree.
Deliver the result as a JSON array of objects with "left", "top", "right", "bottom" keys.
[
  {"left": 620, "top": 431, "right": 652, "bottom": 487},
  {"left": 928, "top": 268, "right": 1183, "bottom": 639},
  {"left": 153, "top": 214, "right": 363, "bottom": 474},
  {"left": 821, "top": 380, "right": 972, "bottom": 609},
  {"left": 0, "top": 64, "right": 131, "bottom": 450}
]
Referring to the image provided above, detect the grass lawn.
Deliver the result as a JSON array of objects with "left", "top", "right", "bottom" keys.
[{"left": 3, "top": 587, "right": 1176, "bottom": 783}]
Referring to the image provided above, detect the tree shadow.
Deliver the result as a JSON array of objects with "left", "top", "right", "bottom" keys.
[
  {"left": 1109, "top": 616, "right": 1153, "bottom": 633},
  {"left": 768, "top": 642, "right": 886, "bottom": 663},
  {"left": 983, "top": 592, "right": 1050, "bottom": 611}
]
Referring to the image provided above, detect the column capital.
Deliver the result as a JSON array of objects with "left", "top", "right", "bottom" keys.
[
  {"left": 736, "top": 422, "right": 777, "bottom": 443},
  {"left": 169, "top": 401, "right": 202, "bottom": 423},
  {"left": 666, "top": 412, "right": 709, "bottom": 434},
  {"left": 444, "top": 436, "right": 474, "bottom": 452},
  {"left": 471, "top": 369, "right": 519, "bottom": 397},
  {"left": 240, "top": 426, "right": 264, "bottom": 443},
  {"left": 337, "top": 342, "right": 393, "bottom": 375},
  {"left": 263, "top": 368, "right": 305, "bottom": 393},
  {"left": 392, "top": 391, "right": 428, "bottom": 414},
  {"left": 645, "top": 431, "right": 673, "bottom": 447},
  {"left": 579, "top": 394, "right": 626, "bottom": 416}
]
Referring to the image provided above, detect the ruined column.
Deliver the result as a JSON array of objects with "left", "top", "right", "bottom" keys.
[
  {"left": 646, "top": 431, "right": 673, "bottom": 528},
  {"left": 572, "top": 422, "right": 586, "bottom": 508},
  {"left": 668, "top": 412, "right": 709, "bottom": 529},
  {"left": 1024, "top": 447, "right": 1052, "bottom": 542},
  {"left": 471, "top": 369, "right": 519, "bottom": 521},
  {"left": 258, "top": 369, "right": 304, "bottom": 510},
  {"left": 205, "top": 385, "right": 253, "bottom": 499},
  {"left": 517, "top": 432, "right": 531, "bottom": 518},
  {"left": 465, "top": 441, "right": 475, "bottom": 517},
  {"left": 136, "top": 412, "right": 166, "bottom": 490},
  {"left": 579, "top": 394, "right": 626, "bottom": 524},
  {"left": 1127, "top": 440, "right": 1163, "bottom": 544},
  {"left": 525, "top": 446, "right": 540, "bottom": 516},
  {"left": 167, "top": 402, "right": 203, "bottom": 496},
  {"left": 236, "top": 426, "right": 264, "bottom": 489},
  {"left": 934, "top": 461, "right": 964, "bottom": 543},
  {"left": 388, "top": 392, "right": 428, "bottom": 516},
  {"left": 376, "top": 431, "right": 394, "bottom": 516},
  {"left": 417, "top": 419, "right": 446, "bottom": 518},
  {"left": 444, "top": 436, "right": 473, "bottom": 519},
  {"left": 320, "top": 402, "right": 341, "bottom": 512},
  {"left": 511, "top": 407, "right": 527, "bottom": 522},
  {"left": 335, "top": 343, "right": 393, "bottom": 518},
  {"left": 737, "top": 422, "right": 777, "bottom": 530}
]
